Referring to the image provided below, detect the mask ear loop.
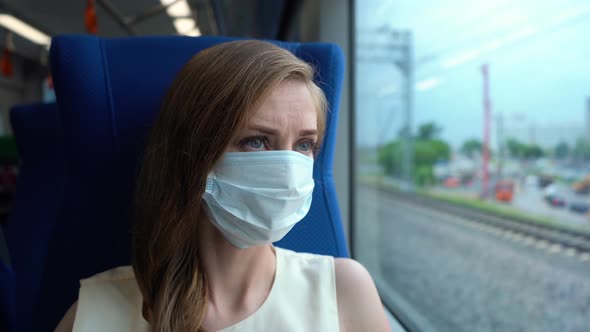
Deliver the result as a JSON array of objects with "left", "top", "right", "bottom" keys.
[{"left": 204, "top": 173, "right": 216, "bottom": 193}]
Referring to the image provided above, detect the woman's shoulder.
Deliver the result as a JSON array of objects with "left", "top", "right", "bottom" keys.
[
  {"left": 275, "top": 246, "right": 334, "bottom": 261},
  {"left": 77, "top": 265, "right": 141, "bottom": 303},
  {"left": 259, "top": 247, "right": 339, "bottom": 331},
  {"left": 274, "top": 246, "right": 335, "bottom": 274},
  {"left": 73, "top": 266, "right": 148, "bottom": 331},
  {"left": 333, "top": 258, "right": 392, "bottom": 331},
  {"left": 80, "top": 266, "right": 136, "bottom": 285}
]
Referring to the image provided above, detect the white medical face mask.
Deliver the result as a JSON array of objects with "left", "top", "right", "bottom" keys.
[{"left": 202, "top": 150, "right": 315, "bottom": 249}]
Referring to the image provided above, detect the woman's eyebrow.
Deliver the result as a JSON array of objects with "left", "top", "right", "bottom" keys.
[
  {"left": 299, "top": 129, "right": 318, "bottom": 136},
  {"left": 247, "top": 125, "right": 280, "bottom": 136},
  {"left": 246, "top": 126, "right": 317, "bottom": 136}
]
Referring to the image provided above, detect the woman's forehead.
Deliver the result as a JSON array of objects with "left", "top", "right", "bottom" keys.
[
  {"left": 265, "top": 80, "right": 314, "bottom": 103},
  {"left": 246, "top": 81, "right": 317, "bottom": 126}
]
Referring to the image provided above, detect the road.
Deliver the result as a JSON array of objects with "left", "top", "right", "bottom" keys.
[
  {"left": 357, "top": 187, "right": 590, "bottom": 332},
  {"left": 512, "top": 182, "right": 590, "bottom": 228}
]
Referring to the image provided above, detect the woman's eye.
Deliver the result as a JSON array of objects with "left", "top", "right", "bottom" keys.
[
  {"left": 242, "top": 136, "right": 267, "bottom": 150},
  {"left": 296, "top": 141, "right": 316, "bottom": 152}
]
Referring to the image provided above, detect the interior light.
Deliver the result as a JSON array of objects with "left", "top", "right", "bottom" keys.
[
  {"left": 0, "top": 14, "right": 51, "bottom": 46},
  {"left": 162, "top": 0, "right": 199, "bottom": 35},
  {"left": 183, "top": 27, "right": 201, "bottom": 37},
  {"left": 173, "top": 18, "right": 194, "bottom": 34},
  {"left": 166, "top": 1, "right": 191, "bottom": 17}
]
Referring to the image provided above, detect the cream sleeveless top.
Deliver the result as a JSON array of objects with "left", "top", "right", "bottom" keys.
[{"left": 72, "top": 247, "right": 339, "bottom": 332}]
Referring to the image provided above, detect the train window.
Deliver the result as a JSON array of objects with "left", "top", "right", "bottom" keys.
[{"left": 353, "top": 1, "right": 590, "bottom": 331}]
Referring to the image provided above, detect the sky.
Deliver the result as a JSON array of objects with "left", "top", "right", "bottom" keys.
[{"left": 355, "top": 0, "right": 590, "bottom": 149}]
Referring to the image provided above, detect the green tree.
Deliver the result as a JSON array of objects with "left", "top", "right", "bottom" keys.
[
  {"left": 460, "top": 138, "right": 482, "bottom": 158},
  {"left": 574, "top": 138, "right": 590, "bottom": 161},
  {"left": 378, "top": 140, "right": 450, "bottom": 184},
  {"left": 397, "top": 126, "right": 410, "bottom": 139},
  {"left": 554, "top": 141, "right": 570, "bottom": 159},
  {"left": 506, "top": 138, "right": 525, "bottom": 158},
  {"left": 505, "top": 138, "right": 544, "bottom": 160},
  {"left": 523, "top": 145, "right": 544, "bottom": 159},
  {"left": 377, "top": 141, "right": 402, "bottom": 176},
  {"left": 415, "top": 165, "right": 435, "bottom": 187},
  {"left": 413, "top": 139, "right": 450, "bottom": 166},
  {"left": 378, "top": 122, "right": 450, "bottom": 187},
  {"left": 417, "top": 122, "right": 442, "bottom": 140}
]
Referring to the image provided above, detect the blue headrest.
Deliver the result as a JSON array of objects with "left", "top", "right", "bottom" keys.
[
  {"left": 38, "top": 35, "right": 347, "bottom": 330},
  {"left": 3, "top": 102, "right": 64, "bottom": 332}
]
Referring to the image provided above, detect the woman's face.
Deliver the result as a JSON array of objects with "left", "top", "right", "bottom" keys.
[{"left": 229, "top": 80, "right": 318, "bottom": 158}]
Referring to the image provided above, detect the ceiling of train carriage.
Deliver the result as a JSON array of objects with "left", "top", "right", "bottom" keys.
[
  {"left": 1, "top": 0, "right": 178, "bottom": 37},
  {"left": 0, "top": 0, "right": 296, "bottom": 42},
  {"left": 0, "top": 0, "right": 298, "bottom": 63}
]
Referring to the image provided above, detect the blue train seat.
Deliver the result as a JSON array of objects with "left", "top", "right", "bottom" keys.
[
  {"left": 2, "top": 102, "right": 64, "bottom": 332},
  {"left": 31, "top": 35, "right": 347, "bottom": 330},
  {"left": 0, "top": 254, "right": 15, "bottom": 332}
]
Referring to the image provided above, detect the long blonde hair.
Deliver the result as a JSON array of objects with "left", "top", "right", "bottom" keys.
[{"left": 132, "top": 40, "right": 327, "bottom": 331}]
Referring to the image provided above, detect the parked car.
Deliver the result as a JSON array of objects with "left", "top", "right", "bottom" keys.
[
  {"left": 443, "top": 176, "right": 460, "bottom": 188},
  {"left": 545, "top": 195, "right": 566, "bottom": 207},
  {"left": 494, "top": 180, "right": 514, "bottom": 203},
  {"left": 538, "top": 175, "right": 554, "bottom": 189},
  {"left": 569, "top": 201, "right": 590, "bottom": 214},
  {"left": 572, "top": 176, "right": 590, "bottom": 195}
]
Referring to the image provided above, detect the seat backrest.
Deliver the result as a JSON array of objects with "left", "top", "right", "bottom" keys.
[
  {"left": 37, "top": 35, "right": 347, "bottom": 331},
  {"left": 2, "top": 102, "right": 64, "bottom": 332},
  {"left": 0, "top": 259, "right": 15, "bottom": 332},
  {"left": 0, "top": 227, "right": 15, "bottom": 332}
]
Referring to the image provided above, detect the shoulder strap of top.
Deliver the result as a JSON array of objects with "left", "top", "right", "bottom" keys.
[
  {"left": 275, "top": 247, "right": 339, "bottom": 330},
  {"left": 72, "top": 266, "right": 150, "bottom": 332}
]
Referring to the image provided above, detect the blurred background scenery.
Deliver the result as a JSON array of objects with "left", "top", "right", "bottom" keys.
[{"left": 355, "top": 1, "right": 590, "bottom": 331}]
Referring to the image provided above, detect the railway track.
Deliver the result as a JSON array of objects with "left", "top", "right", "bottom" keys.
[{"left": 375, "top": 187, "right": 590, "bottom": 254}]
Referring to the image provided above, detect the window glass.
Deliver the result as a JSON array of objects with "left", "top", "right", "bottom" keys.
[{"left": 354, "top": 1, "right": 590, "bottom": 331}]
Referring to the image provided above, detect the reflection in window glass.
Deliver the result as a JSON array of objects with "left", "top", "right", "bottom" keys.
[{"left": 353, "top": 1, "right": 590, "bottom": 331}]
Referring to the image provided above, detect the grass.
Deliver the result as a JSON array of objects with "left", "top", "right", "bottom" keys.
[
  {"left": 357, "top": 173, "right": 387, "bottom": 187},
  {"left": 359, "top": 175, "right": 590, "bottom": 236}
]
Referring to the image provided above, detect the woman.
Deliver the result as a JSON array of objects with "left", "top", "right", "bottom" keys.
[{"left": 56, "top": 40, "right": 390, "bottom": 331}]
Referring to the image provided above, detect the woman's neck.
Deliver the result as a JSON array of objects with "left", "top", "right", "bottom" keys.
[{"left": 197, "top": 213, "right": 276, "bottom": 329}]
